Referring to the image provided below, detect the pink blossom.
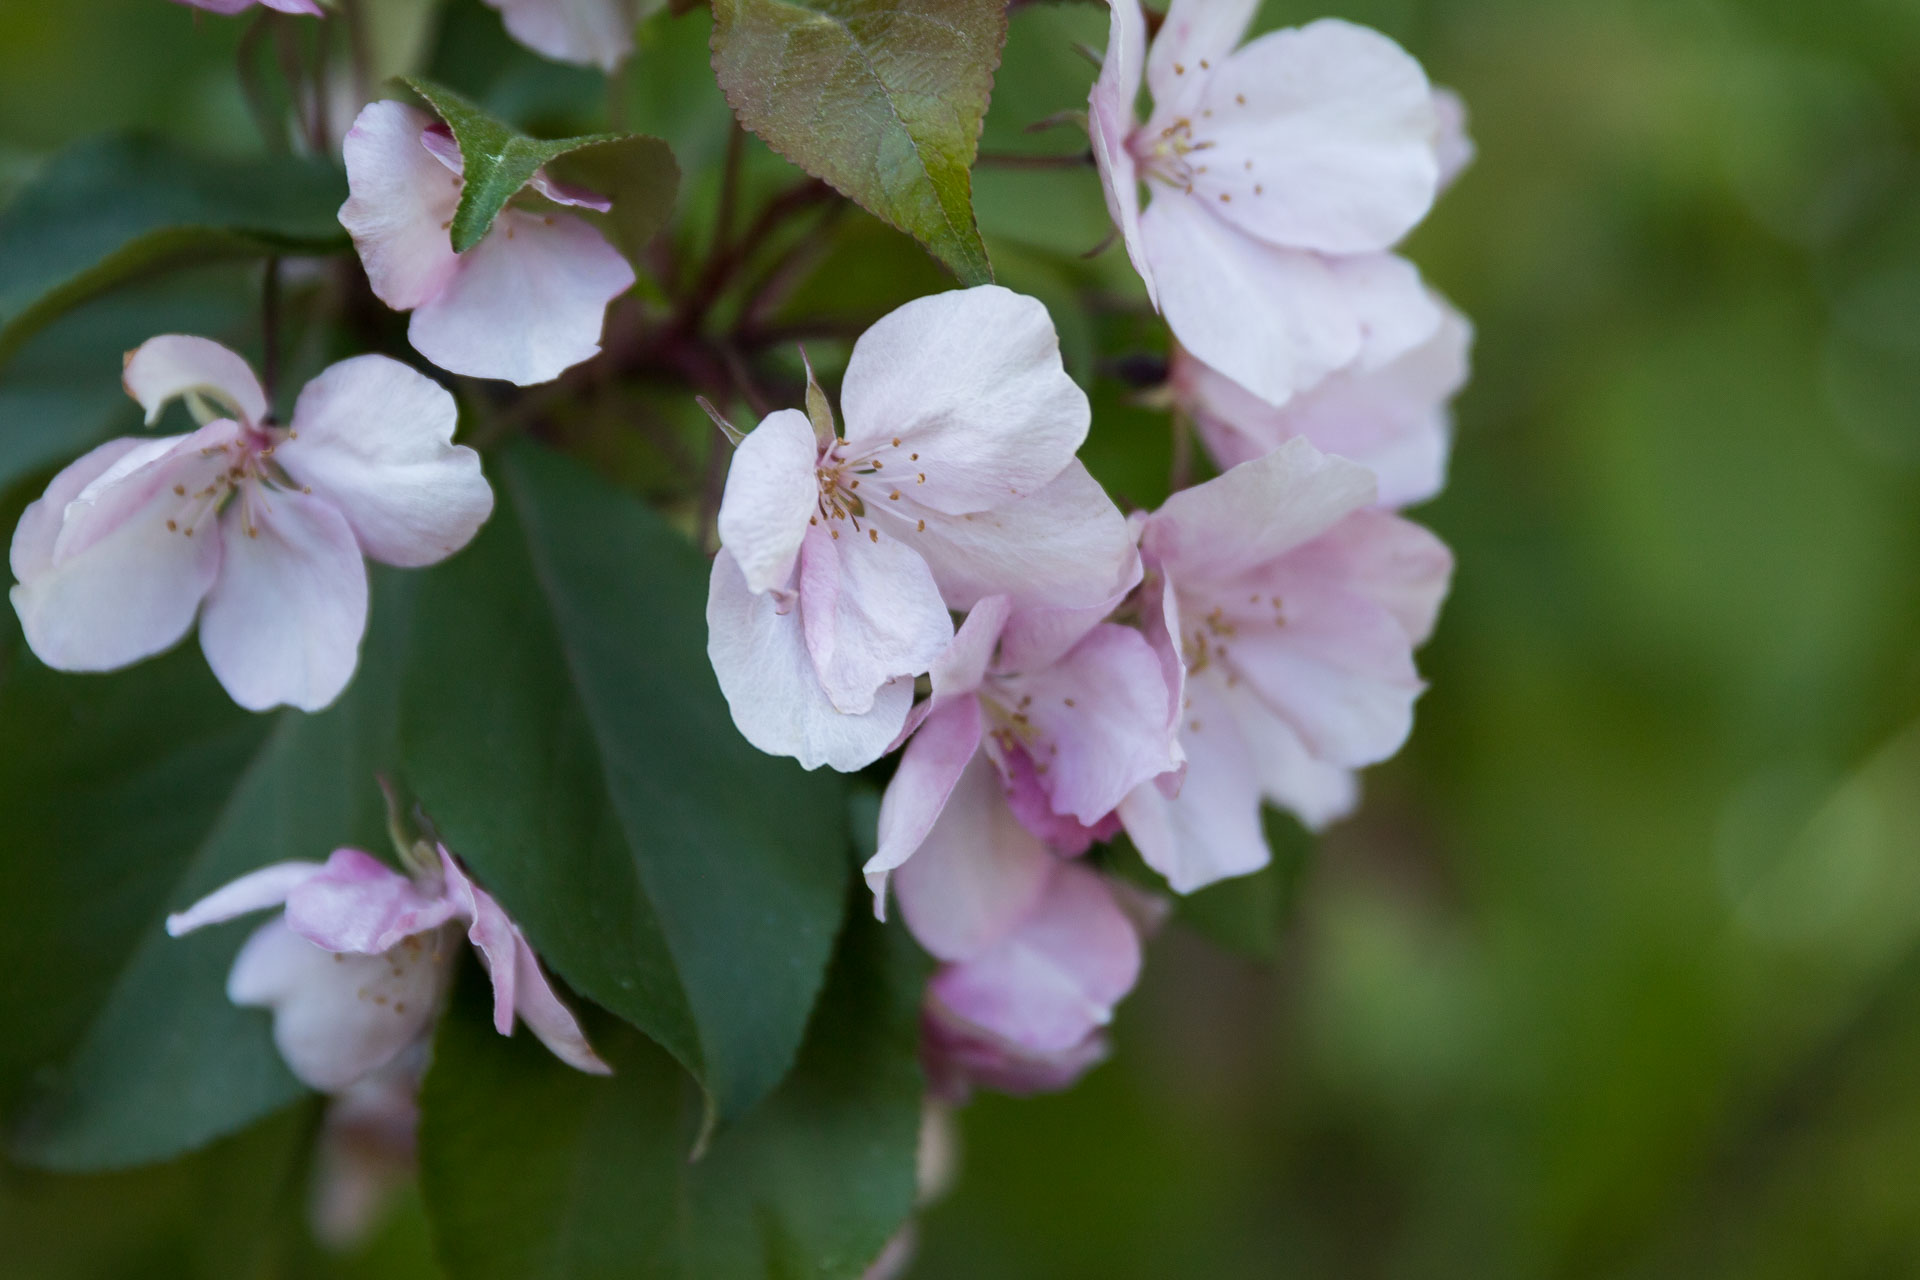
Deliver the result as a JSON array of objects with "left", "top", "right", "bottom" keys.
[
  {"left": 862, "top": 591, "right": 1177, "bottom": 912},
  {"left": 1090, "top": 0, "right": 1454, "bottom": 407},
  {"left": 9, "top": 336, "right": 492, "bottom": 712},
  {"left": 1174, "top": 296, "right": 1473, "bottom": 507},
  {"left": 171, "top": 0, "right": 326, "bottom": 15},
  {"left": 483, "top": 0, "right": 636, "bottom": 71},
  {"left": 166, "top": 845, "right": 609, "bottom": 1090},
  {"left": 1118, "top": 438, "right": 1453, "bottom": 892},
  {"left": 706, "top": 287, "right": 1137, "bottom": 771},
  {"left": 338, "top": 102, "right": 636, "bottom": 386},
  {"left": 309, "top": 1052, "right": 423, "bottom": 1249}
]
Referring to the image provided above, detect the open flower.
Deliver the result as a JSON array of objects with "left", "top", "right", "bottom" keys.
[
  {"left": 706, "top": 286, "right": 1136, "bottom": 772},
  {"left": 1118, "top": 437, "right": 1453, "bottom": 892},
  {"left": 1174, "top": 295, "right": 1473, "bottom": 507},
  {"left": 339, "top": 101, "right": 636, "bottom": 386},
  {"left": 9, "top": 336, "right": 492, "bottom": 711},
  {"left": 484, "top": 0, "right": 637, "bottom": 71},
  {"left": 172, "top": 0, "right": 325, "bottom": 15},
  {"left": 166, "top": 844, "right": 609, "bottom": 1089},
  {"left": 862, "top": 592, "right": 1177, "bottom": 911},
  {"left": 1090, "top": 0, "right": 1449, "bottom": 407}
]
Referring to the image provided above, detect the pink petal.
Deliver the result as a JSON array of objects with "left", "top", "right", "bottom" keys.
[
  {"left": 866, "top": 698, "right": 985, "bottom": 915},
  {"left": 921, "top": 997, "right": 1108, "bottom": 1100},
  {"left": 527, "top": 168, "right": 614, "bottom": 212},
  {"left": 339, "top": 102, "right": 463, "bottom": 313},
  {"left": 715, "top": 409, "right": 820, "bottom": 595},
  {"left": 1138, "top": 194, "right": 1362, "bottom": 408},
  {"left": 122, "top": 335, "right": 267, "bottom": 428},
  {"left": 894, "top": 751, "right": 1053, "bottom": 962},
  {"left": 707, "top": 549, "right": 914, "bottom": 771},
  {"left": 1431, "top": 87, "right": 1476, "bottom": 192},
  {"left": 994, "top": 553, "right": 1144, "bottom": 676},
  {"left": 198, "top": 489, "right": 368, "bottom": 713},
  {"left": 10, "top": 427, "right": 229, "bottom": 674},
  {"left": 1118, "top": 674, "right": 1271, "bottom": 892},
  {"left": 1331, "top": 253, "right": 1444, "bottom": 373},
  {"left": 930, "top": 594, "right": 1011, "bottom": 702},
  {"left": 837, "top": 287, "right": 1090, "bottom": 515},
  {"left": 165, "top": 861, "right": 327, "bottom": 937},
  {"left": 997, "top": 745, "right": 1122, "bottom": 856},
  {"left": 1227, "top": 688, "right": 1359, "bottom": 830},
  {"left": 1142, "top": 437, "right": 1376, "bottom": 590},
  {"left": 279, "top": 355, "right": 494, "bottom": 567},
  {"left": 511, "top": 940, "right": 612, "bottom": 1074},
  {"left": 873, "top": 461, "right": 1136, "bottom": 614},
  {"left": 281, "top": 848, "right": 460, "bottom": 954},
  {"left": 798, "top": 519, "right": 952, "bottom": 717},
  {"left": 262, "top": 0, "right": 327, "bottom": 13},
  {"left": 1164, "top": 19, "right": 1438, "bottom": 255},
  {"left": 227, "top": 917, "right": 452, "bottom": 1091},
  {"left": 1145, "top": 0, "right": 1258, "bottom": 108},
  {"left": 1282, "top": 507, "right": 1455, "bottom": 644},
  {"left": 926, "top": 861, "right": 1141, "bottom": 1053},
  {"left": 1088, "top": 0, "right": 1155, "bottom": 305},
  {"left": 482, "top": 0, "right": 636, "bottom": 72},
  {"left": 310, "top": 1059, "right": 422, "bottom": 1250},
  {"left": 408, "top": 209, "right": 634, "bottom": 386}
]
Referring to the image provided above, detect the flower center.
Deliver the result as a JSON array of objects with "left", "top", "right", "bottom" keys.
[
  {"left": 1182, "top": 595, "right": 1286, "bottom": 685},
  {"left": 808, "top": 436, "right": 931, "bottom": 542},
  {"left": 1133, "top": 117, "right": 1216, "bottom": 192},
  {"left": 164, "top": 425, "right": 304, "bottom": 541}
]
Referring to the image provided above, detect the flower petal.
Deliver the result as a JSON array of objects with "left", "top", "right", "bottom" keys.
[
  {"left": 716, "top": 409, "right": 819, "bottom": 595},
  {"left": 282, "top": 848, "right": 459, "bottom": 954},
  {"left": 1227, "top": 688, "right": 1359, "bottom": 830},
  {"left": 799, "top": 519, "right": 952, "bottom": 716},
  {"left": 1146, "top": 0, "right": 1258, "bottom": 107},
  {"left": 227, "top": 916, "right": 452, "bottom": 1091},
  {"left": 198, "top": 489, "right": 368, "bottom": 713},
  {"left": 866, "top": 698, "right": 985, "bottom": 915},
  {"left": 1432, "top": 86, "right": 1476, "bottom": 192},
  {"left": 1138, "top": 194, "right": 1361, "bottom": 407},
  {"left": 1331, "top": 253, "right": 1443, "bottom": 373},
  {"left": 122, "top": 335, "right": 267, "bottom": 428},
  {"left": 482, "top": 0, "right": 635, "bottom": 72},
  {"left": 511, "top": 940, "right": 613, "bottom": 1073},
  {"left": 339, "top": 102, "right": 463, "bottom": 313},
  {"left": 278, "top": 355, "right": 494, "bottom": 566},
  {"left": 165, "top": 861, "right": 326, "bottom": 936},
  {"left": 408, "top": 209, "right": 634, "bottom": 386},
  {"left": 706, "top": 549, "right": 913, "bottom": 771},
  {"left": 894, "top": 750, "right": 1053, "bottom": 962},
  {"left": 929, "top": 594, "right": 1010, "bottom": 702},
  {"left": 1089, "top": 0, "right": 1155, "bottom": 305},
  {"left": 1175, "top": 19, "right": 1438, "bottom": 255},
  {"left": 838, "top": 287, "right": 1090, "bottom": 514},
  {"left": 922, "top": 998, "right": 1109, "bottom": 1100},
  {"left": 1118, "top": 674, "right": 1270, "bottom": 893},
  {"left": 874, "top": 461, "right": 1136, "bottom": 613}
]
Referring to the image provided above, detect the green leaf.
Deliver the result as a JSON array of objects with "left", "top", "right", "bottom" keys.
[
  {"left": 403, "top": 76, "right": 678, "bottom": 256},
  {"left": 0, "top": 135, "right": 347, "bottom": 366},
  {"left": 2, "top": 575, "right": 419, "bottom": 1170},
  {"left": 399, "top": 444, "right": 849, "bottom": 1127},
  {"left": 709, "top": 0, "right": 1007, "bottom": 285},
  {"left": 419, "top": 911, "right": 926, "bottom": 1280}
]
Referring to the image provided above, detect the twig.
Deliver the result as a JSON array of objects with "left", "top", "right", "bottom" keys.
[
  {"left": 260, "top": 257, "right": 282, "bottom": 412},
  {"left": 737, "top": 201, "right": 847, "bottom": 326},
  {"left": 976, "top": 149, "right": 1094, "bottom": 170},
  {"left": 237, "top": 15, "right": 287, "bottom": 153}
]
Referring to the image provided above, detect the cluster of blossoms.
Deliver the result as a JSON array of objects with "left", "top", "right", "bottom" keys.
[{"left": 705, "top": 0, "right": 1471, "bottom": 1100}]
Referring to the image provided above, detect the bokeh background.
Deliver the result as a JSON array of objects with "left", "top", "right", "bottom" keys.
[{"left": 3, "top": 0, "right": 1919, "bottom": 1277}]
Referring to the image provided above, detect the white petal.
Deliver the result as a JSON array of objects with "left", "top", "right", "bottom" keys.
[
  {"left": 865, "top": 697, "right": 985, "bottom": 915},
  {"left": 837, "top": 287, "right": 1089, "bottom": 514},
  {"left": 1227, "top": 691, "right": 1359, "bottom": 830},
  {"left": 122, "top": 335, "right": 268, "bottom": 428},
  {"left": 1146, "top": 0, "right": 1257, "bottom": 107},
  {"left": 199, "top": 490, "right": 369, "bottom": 713},
  {"left": 338, "top": 102, "right": 463, "bottom": 312},
  {"left": 1331, "top": 253, "right": 1444, "bottom": 373},
  {"left": 483, "top": 0, "right": 635, "bottom": 71},
  {"left": 278, "top": 355, "right": 493, "bottom": 567},
  {"left": 1089, "top": 0, "right": 1156, "bottom": 306},
  {"left": 1139, "top": 194, "right": 1361, "bottom": 407},
  {"left": 408, "top": 210, "right": 634, "bottom": 387},
  {"left": 798, "top": 519, "right": 952, "bottom": 716},
  {"left": 715, "top": 409, "right": 819, "bottom": 595},
  {"left": 894, "top": 750, "right": 1053, "bottom": 962},
  {"left": 165, "top": 861, "right": 327, "bottom": 936},
  {"left": 706, "top": 549, "right": 912, "bottom": 771},
  {"left": 1118, "top": 674, "right": 1270, "bottom": 893},
  {"left": 1431, "top": 87, "right": 1476, "bottom": 192}
]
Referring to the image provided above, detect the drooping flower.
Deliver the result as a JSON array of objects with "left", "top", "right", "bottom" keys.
[
  {"left": 1118, "top": 437, "right": 1453, "bottom": 893},
  {"left": 1090, "top": 0, "right": 1452, "bottom": 407},
  {"left": 9, "top": 336, "right": 492, "bottom": 712},
  {"left": 339, "top": 101, "right": 636, "bottom": 386},
  {"left": 172, "top": 0, "right": 325, "bottom": 15},
  {"left": 706, "top": 286, "right": 1137, "bottom": 772},
  {"left": 483, "top": 0, "right": 637, "bottom": 71},
  {"left": 166, "top": 844, "right": 609, "bottom": 1089},
  {"left": 1174, "top": 296, "right": 1473, "bottom": 507},
  {"left": 862, "top": 591, "right": 1177, "bottom": 911}
]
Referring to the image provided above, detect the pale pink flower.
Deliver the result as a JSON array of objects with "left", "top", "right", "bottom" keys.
[
  {"left": 1174, "top": 295, "right": 1473, "bottom": 507},
  {"left": 339, "top": 101, "right": 636, "bottom": 386},
  {"left": 9, "top": 336, "right": 492, "bottom": 712},
  {"left": 1090, "top": 0, "right": 1450, "bottom": 407},
  {"left": 166, "top": 845, "right": 610, "bottom": 1090},
  {"left": 1118, "top": 438, "right": 1452, "bottom": 892},
  {"left": 706, "top": 287, "right": 1136, "bottom": 772},
  {"left": 309, "top": 1052, "right": 423, "bottom": 1250},
  {"left": 484, "top": 0, "right": 637, "bottom": 71},
  {"left": 862, "top": 591, "right": 1177, "bottom": 910},
  {"left": 172, "top": 0, "right": 325, "bottom": 15}
]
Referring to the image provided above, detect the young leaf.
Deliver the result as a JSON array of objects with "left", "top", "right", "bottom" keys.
[
  {"left": 399, "top": 444, "right": 849, "bottom": 1128},
  {"left": 0, "top": 136, "right": 346, "bottom": 366},
  {"left": 709, "top": 0, "right": 1007, "bottom": 286},
  {"left": 419, "top": 911, "right": 926, "bottom": 1280},
  {"left": 1, "top": 576, "right": 418, "bottom": 1171}
]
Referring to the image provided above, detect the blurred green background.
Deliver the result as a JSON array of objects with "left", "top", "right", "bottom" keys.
[{"left": 3, "top": 0, "right": 1919, "bottom": 1277}]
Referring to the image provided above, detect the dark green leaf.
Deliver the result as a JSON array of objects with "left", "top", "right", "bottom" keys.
[
  {"left": 419, "top": 911, "right": 926, "bottom": 1280},
  {"left": 543, "top": 135, "right": 683, "bottom": 263},
  {"left": 399, "top": 444, "right": 849, "bottom": 1126},
  {"left": 709, "top": 0, "right": 1006, "bottom": 285},
  {"left": 3, "top": 575, "right": 419, "bottom": 1170},
  {"left": 0, "top": 135, "right": 347, "bottom": 366}
]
